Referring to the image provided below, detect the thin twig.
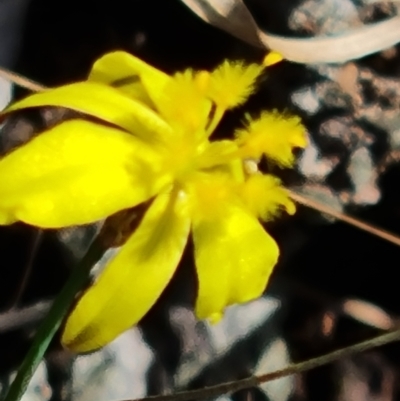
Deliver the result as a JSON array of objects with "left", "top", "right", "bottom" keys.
[
  {"left": 2, "top": 68, "right": 400, "bottom": 249},
  {"left": 0, "top": 66, "right": 46, "bottom": 92},
  {"left": 130, "top": 328, "right": 400, "bottom": 401},
  {"left": 0, "top": 301, "right": 52, "bottom": 333},
  {"left": 258, "top": 15, "right": 400, "bottom": 64},
  {"left": 289, "top": 190, "right": 400, "bottom": 247},
  {"left": 7, "top": 230, "right": 44, "bottom": 309}
]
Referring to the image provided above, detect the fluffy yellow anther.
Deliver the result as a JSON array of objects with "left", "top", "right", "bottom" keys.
[{"left": 236, "top": 111, "right": 307, "bottom": 167}]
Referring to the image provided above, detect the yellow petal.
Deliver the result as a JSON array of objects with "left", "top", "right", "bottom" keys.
[
  {"left": 186, "top": 172, "right": 239, "bottom": 221},
  {"left": 88, "top": 52, "right": 214, "bottom": 133},
  {"left": 2, "top": 81, "right": 173, "bottom": 142},
  {"left": 90, "top": 50, "right": 172, "bottom": 114},
  {"left": 62, "top": 190, "right": 190, "bottom": 353},
  {"left": 88, "top": 51, "right": 156, "bottom": 107},
  {"left": 0, "top": 119, "right": 168, "bottom": 227},
  {"left": 192, "top": 201, "right": 279, "bottom": 320},
  {"left": 263, "top": 51, "right": 284, "bottom": 67}
]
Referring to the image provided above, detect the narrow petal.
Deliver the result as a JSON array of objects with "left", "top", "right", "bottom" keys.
[
  {"left": 2, "top": 81, "right": 173, "bottom": 142},
  {"left": 90, "top": 52, "right": 213, "bottom": 134},
  {"left": 192, "top": 201, "right": 279, "bottom": 321},
  {"left": 89, "top": 50, "right": 171, "bottom": 114},
  {"left": 0, "top": 119, "right": 168, "bottom": 227},
  {"left": 62, "top": 190, "right": 190, "bottom": 353},
  {"left": 88, "top": 51, "right": 156, "bottom": 107},
  {"left": 263, "top": 51, "right": 284, "bottom": 67}
]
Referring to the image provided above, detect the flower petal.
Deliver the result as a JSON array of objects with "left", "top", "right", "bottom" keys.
[
  {"left": 0, "top": 119, "right": 168, "bottom": 227},
  {"left": 192, "top": 201, "right": 279, "bottom": 321},
  {"left": 90, "top": 53, "right": 212, "bottom": 138},
  {"left": 2, "top": 81, "right": 173, "bottom": 142},
  {"left": 89, "top": 50, "right": 172, "bottom": 114},
  {"left": 88, "top": 51, "right": 158, "bottom": 107},
  {"left": 62, "top": 190, "right": 190, "bottom": 353}
]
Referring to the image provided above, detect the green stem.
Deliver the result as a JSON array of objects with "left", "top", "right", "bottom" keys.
[{"left": 3, "top": 237, "right": 105, "bottom": 401}]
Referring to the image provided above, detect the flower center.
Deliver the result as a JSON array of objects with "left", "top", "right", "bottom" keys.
[{"left": 162, "top": 135, "right": 202, "bottom": 183}]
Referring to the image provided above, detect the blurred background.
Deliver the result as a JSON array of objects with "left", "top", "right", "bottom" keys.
[{"left": 1, "top": 1, "right": 400, "bottom": 401}]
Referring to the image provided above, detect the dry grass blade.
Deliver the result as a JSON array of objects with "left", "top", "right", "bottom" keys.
[
  {"left": 2, "top": 68, "right": 400, "bottom": 248},
  {"left": 129, "top": 329, "right": 400, "bottom": 401},
  {"left": 289, "top": 190, "right": 400, "bottom": 247},
  {"left": 179, "top": 0, "right": 263, "bottom": 47},
  {"left": 0, "top": 66, "right": 47, "bottom": 92},
  {"left": 180, "top": 0, "right": 400, "bottom": 63},
  {"left": 259, "top": 16, "right": 400, "bottom": 64}
]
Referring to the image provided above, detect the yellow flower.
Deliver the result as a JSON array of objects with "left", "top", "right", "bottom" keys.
[{"left": 0, "top": 51, "right": 306, "bottom": 353}]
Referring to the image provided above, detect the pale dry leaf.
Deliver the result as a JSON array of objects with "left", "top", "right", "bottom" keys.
[
  {"left": 180, "top": 0, "right": 400, "bottom": 63},
  {"left": 179, "top": 0, "right": 262, "bottom": 47},
  {"left": 342, "top": 299, "right": 395, "bottom": 330},
  {"left": 260, "top": 16, "right": 400, "bottom": 64}
]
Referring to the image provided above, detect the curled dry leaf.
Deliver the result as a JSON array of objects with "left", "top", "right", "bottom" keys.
[
  {"left": 179, "top": 0, "right": 263, "bottom": 47},
  {"left": 180, "top": 0, "right": 400, "bottom": 63},
  {"left": 342, "top": 299, "right": 395, "bottom": 330}
]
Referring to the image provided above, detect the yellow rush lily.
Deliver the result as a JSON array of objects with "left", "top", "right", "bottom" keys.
[{"left": 0, "top": 51, "right": 306, "bottom": 353}]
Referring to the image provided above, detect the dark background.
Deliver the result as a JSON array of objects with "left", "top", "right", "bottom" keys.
[{"left": 1, "top": 1, "right": 400, "bottom": 401}]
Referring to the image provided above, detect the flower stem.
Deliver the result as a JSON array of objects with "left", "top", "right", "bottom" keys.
[{"left": 3, "top": 237, "right": 105, "bottom": 401}]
